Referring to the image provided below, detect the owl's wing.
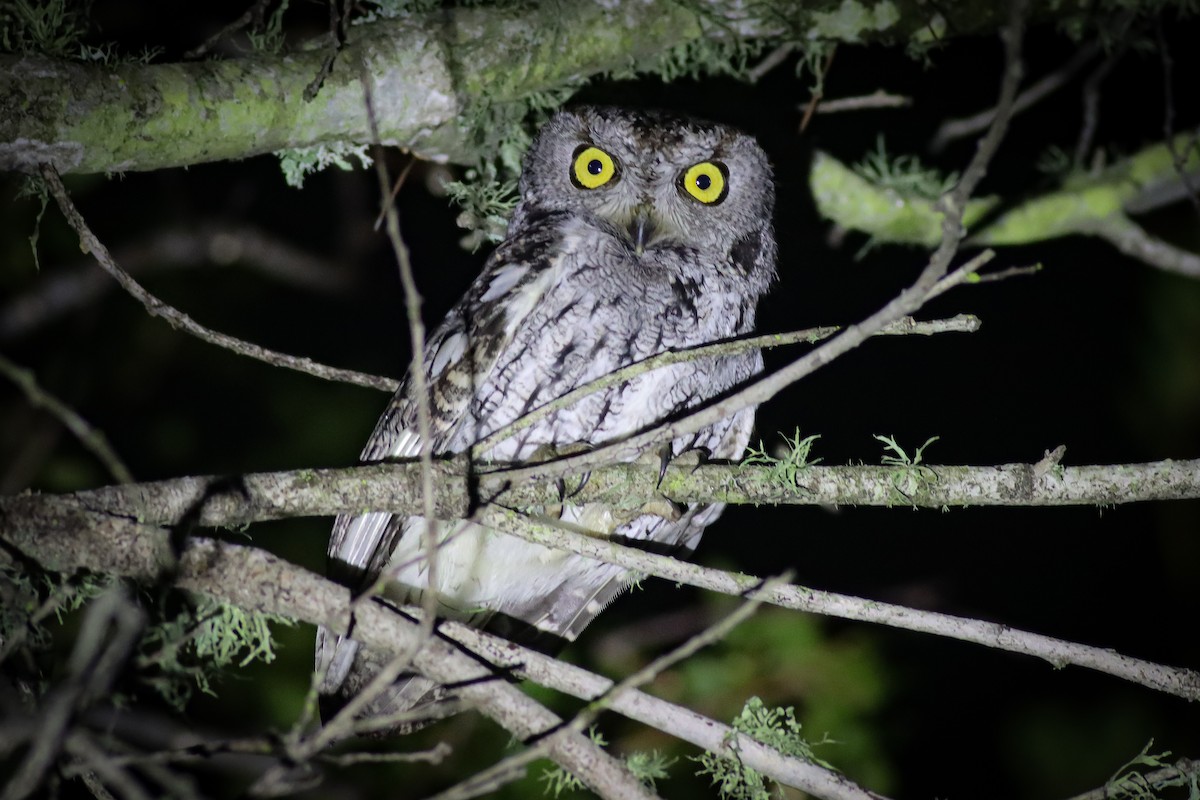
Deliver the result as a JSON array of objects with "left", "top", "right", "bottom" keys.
[{"left": 318, "top": 213, "right": 575, "bottom": 696}]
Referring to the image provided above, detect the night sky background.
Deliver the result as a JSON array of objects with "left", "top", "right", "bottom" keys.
[{"left": 2, "top": 2, "right": 1198, "bottom": 798}]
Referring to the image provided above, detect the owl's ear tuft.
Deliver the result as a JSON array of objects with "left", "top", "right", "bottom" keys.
[{"left": 730, "top": 227, "right": 767, "bottom": 274}]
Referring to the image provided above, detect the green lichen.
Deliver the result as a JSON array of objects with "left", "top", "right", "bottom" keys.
[
  {"left": 810, "top": 0, "right": 901, "bottom": 42},
  {"left": 694, "top": 697, "right": 835, "bottom": 800},
  {"left": 276, "top": 142, "right": 373, "bottom": 189}
]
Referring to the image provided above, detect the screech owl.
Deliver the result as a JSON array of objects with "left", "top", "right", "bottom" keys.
[{"left": 316, "top": 106, "right": 777, "bottom": 721}]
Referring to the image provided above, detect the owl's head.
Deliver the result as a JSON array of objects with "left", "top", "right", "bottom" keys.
[{"left": 512, "top": 106, "right": 776, "bottom": 283}]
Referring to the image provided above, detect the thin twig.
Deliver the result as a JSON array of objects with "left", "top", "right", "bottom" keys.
[
  {"left": 931, "top": 37, "right": 1098, "bottom": 152},
  {"left": 799, "top": 44, "right": 837, "bottom": 134},
  {"left": 0, "top": 352, "right": 133, "bottom": 484},
  {"left": 1156, "top": 17, "right": 1200, "bottom": 220},
  {"left": 304, "top": 0, "right": 349, "bottom": 101},
  {"left": 319, "top": 743, "right": 452, "bottom": 766},
  {"left": 183, "top": 0, "right": 272, "bottom": 59},
  {"left": 1073, "top": 27, "right": 1131, "bottom": 168},
  {"left": 64, "top": 733, "right": 152, "bottom": 800},
  {"left": 361, "top": 62, "right": 441, "bottom": 662},
  {"left": 926, "top": 249, "right": 996, "bottom": 300},
  {"left": 815, "top": 90, "right": 912, "bottom": 114},
  {"left": 373, "top": 158, "right": 417, "bottom": 231},
  {"left": 1, "top": 223, "right": 349, "bottom": 342},
  {"left": 747, "top": 42, "right": 795, "bottom": 83},
  {"left": 472, "top": 314, "right": 979, "bottom": 457},
  {"left": 38, "top": 167, "right": 398, "bottom": 393}
]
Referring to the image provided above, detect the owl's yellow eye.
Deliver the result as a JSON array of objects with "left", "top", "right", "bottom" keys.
[
  {"left": 681, "top": 161, "right": 728, "bottom": 205},
  {"left": 571, "top": 146, "right": 618, "bottom": 189}
]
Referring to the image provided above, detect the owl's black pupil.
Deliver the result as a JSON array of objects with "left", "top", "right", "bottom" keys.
[
  {"left": 587, "top": 159, "right": 604, "bottom": 175},
  {"left": 695, "top": 174, "right": 712, "bottom": 191}
]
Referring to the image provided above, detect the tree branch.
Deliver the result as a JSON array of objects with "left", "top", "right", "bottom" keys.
[
  {"left": 0, "top": 352, "right": 133, "bottom": 484},
  {"left": 30, "top": 455, "right": 1200, "bottom": 537},
  {"left": 39, "top": 165, "right": 398, "bottom": 393},
  {"left": 929, "top": 40, "right": 1101, "bottom": 152},
  {"left": 810, "top": 133, "right": 1200, "bottom": 265},
  {"left": 478, "top": 506, "right": 1200, "bottom": 702},
  {"left": 4, "top": 453, "right": 1197, "bottom": 702},
  {"left": 1, "top": 0, "right": 1048, "bottom": 176},
  {"left": 27, "top": 455, "right": 1200, "bottom": 540},
  {"left": 473, "top": 314, "right": 980, "bottom": 457},
  {"left": 0, "top": 505, "right": 875, "bottom": 800},
  {"left": 1, "top": 223, "right": 349, "bottom": 342}
]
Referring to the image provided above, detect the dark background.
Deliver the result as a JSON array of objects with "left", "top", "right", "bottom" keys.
[{"left": 2, "top": 2, "right": 1198, "bottom": 798}]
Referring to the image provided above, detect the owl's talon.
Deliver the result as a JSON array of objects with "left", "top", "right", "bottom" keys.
[
  {"left": 640, "top": 497, "right": 685, "bottom": 522},
  {"left": 653, "top": 446, "right": 708, "bottom": 489},
  {"left": 644, "top": 444, "right": 670, "bottom": 489},
  {"left": 565, "top": 470, "right": 591, "bottom": 499}
]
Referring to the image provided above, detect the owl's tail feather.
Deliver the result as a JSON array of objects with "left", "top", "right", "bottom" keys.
[{"left": 315, "top": 625, "right": 463, "bottom": 735}]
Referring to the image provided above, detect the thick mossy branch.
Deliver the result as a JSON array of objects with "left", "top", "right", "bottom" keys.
[
  {"left": 811, "top": 134, "right": 1200, "bottom": 249},
  {"left": 3, "top": 0, "right": 1047, "bottom": 175}
]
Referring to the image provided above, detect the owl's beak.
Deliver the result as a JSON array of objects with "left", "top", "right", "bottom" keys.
[{"left": 627, "top": 206, "right": 659, "bottom": 256}]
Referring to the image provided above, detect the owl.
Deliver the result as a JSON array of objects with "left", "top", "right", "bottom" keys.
[{"left": 316, "top": 106, "right": 777, "bottom": 723}]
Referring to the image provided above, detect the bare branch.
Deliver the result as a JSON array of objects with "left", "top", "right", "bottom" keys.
[
  {"left": 479, "top": 507, "right": 1200, "bottom": 701},
  {"left": 183, "top": 0, "right": 273, "bottom": 59},
  {"left": 1079, "top": 215, "right": 1200, "bottom": 279},
  {"left": 0, "top": 352, "right": 133, "bottom": 485},
  {"left": 38, "top": 166, "right": 398, "bottom": 393},
  {"left": 2, "top": 587, "right": 145, "bottom": 800},
  {"left": 930, "top": 38, "right": 1100, "bottom": 152},
  {"left": 747, "top": 42, "right": 795, "bottom": 82},
  {"left": 1, "top": 223, "right": 348, "bottom": 343},
  {"left": 815, "top": 90, "right": 912, "bottom": 114},
  {"left": 1156, "top": 16, "right": 1200, "bottom": 220},
  {"left": 47, "top": 456, "right": 1200, "bottom": 536},
  {"left": 7, "top": 458, "right": 1197, "bottom": 706},
  {"left": 473, "top": 314, "right": 981, "bottom": 457},
  {"left": 1073, "top": 30, "right": 1131, "bottom": 168}
]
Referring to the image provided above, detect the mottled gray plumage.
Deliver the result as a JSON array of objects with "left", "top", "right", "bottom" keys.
[{"left": 316, "top": 106, "right": 777, "bottom": 723}]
